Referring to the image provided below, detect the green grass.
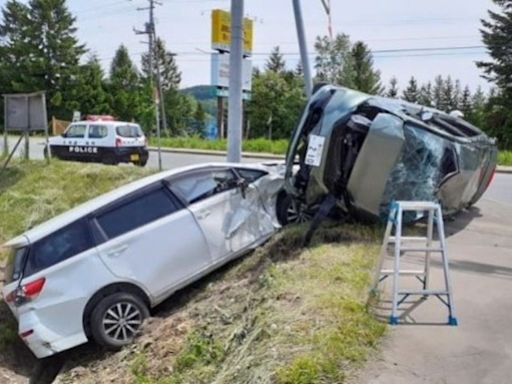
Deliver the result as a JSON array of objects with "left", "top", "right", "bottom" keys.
[
  {"left": 150, "top": 136, "right": 288, "bottom": 156},
  {"left": 0, "top": 160, "right": 154, "bottom": 250},
  {"left": 498, "top": 150, "right": 512, "bottom": 166},
  {"left": 127, "top": 224, "right": 386, "bottom": 384}
]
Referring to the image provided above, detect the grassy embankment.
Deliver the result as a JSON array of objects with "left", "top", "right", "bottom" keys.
[
  {"left": 498, "top": 150, "right": 512, "bottom": 166},
  {"left": 0, "top": 160, "right": 386, "bottom": 383},
  {"left": 150, "top": 137, "right": 289, "bottom": 156},
  {"left": 0, "top": 160, "right": 153, "bottom": 351}
]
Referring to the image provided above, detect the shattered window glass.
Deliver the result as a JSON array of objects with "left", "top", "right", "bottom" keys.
[{"left": 380, "top": 123, "right": 447, "bottom": 218}]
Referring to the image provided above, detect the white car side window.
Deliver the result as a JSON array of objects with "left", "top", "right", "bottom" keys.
[
  {"left": 65, "top": 124, "right": 87, "bottom": 138},
  {"left": 88, "top": 124, "right": 108, "bottom": 139},
  {"left": 171, "top": 170, "right": 236, "bottom": 204}
]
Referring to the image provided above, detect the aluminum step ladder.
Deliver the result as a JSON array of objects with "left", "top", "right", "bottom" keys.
[{"left": 371, "top": 201, "right": 458, "bottom": 326}]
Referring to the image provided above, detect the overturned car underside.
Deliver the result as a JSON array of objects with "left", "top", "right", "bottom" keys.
[{"left": 283, "top": 85, "right": 498, "bottom": 223}]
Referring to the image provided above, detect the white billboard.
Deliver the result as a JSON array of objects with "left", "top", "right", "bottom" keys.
[{"left": 211, "top": 53, "right": 252, "bottom": 92}]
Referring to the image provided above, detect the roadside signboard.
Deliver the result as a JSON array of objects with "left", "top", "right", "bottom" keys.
[
  {"left": 211, "top": 52, "right": 252, "bottom": 92},
  {"left": 211, "top": 9, "right": 253, "bottom": 56},
  {"left": 4, "top": 92, "right": 47, "bottom": 132}
]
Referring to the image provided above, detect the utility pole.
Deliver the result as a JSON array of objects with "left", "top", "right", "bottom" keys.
[
  {"left": 227, "top": 0, "right": 244, "bottom": 163},
  {"left": 320, "top": 0, "right": 333, "bottom": 41},
  {"left": 134, "top": 0, "right": 164, "bottom": 171},
  {"left": 292, "top": 0, "right": 313, "bottom": 98}
]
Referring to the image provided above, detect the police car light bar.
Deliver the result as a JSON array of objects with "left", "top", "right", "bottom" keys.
[{"left": 86, "top": 115, "right": 115, "bottom": 122}]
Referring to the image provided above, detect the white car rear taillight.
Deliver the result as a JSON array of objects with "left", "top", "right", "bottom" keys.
[{"left": 5, "top": 277, "right": 46, "bottom": 307}]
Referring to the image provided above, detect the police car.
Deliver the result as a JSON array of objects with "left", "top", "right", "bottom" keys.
[{"left": 45, "top": 116, "right": 149, "bottom": 167}]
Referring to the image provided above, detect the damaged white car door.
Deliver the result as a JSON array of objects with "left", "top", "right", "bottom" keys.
[
  {"left": 170, "top": 166, "right": 280, "bottom": 264},
  {"left": 170, "top": 168, "right": 244, "bottom": 264}
]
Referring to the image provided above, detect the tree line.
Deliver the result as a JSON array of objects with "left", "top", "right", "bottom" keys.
[
  {"left": 1, "top": 0, "right": 510, "bottom": 148},
  {"left": 0, "top": 0, "right": 206, "bottom": 136}
]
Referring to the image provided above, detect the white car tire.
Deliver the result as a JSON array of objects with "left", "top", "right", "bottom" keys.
[{"left": 90, "top": 292, "right": 149, "bottom": 349}]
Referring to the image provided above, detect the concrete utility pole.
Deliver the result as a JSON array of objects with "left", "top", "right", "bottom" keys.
[
  {"left": 227, "top": 0, "right": 244, "bottom": 163},
  {"left": 292, "top": 0, "right": 313, "bottom": 98},
  {"left": 135, "top": 0, "right": 164, "bottom": 171}
]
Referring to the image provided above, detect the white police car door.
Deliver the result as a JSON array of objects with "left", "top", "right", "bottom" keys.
[
  {"left": 86, "top": 124, "right": 109, "bottom": 161},
  {"left": 61, "top": 123, "right": 88, "bottom": 159}
]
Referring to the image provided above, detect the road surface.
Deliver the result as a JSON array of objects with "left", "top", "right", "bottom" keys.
[{"left": 4, "top": 136, "right": 511, "bottom": 205}]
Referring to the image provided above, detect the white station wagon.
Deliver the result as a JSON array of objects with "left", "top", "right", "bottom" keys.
[{"left": 2, "top": 163, "right": 284, "bottom": 358}]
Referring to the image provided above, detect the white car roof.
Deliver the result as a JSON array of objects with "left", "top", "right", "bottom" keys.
[
  {"left": 72, "top": 120, "right": 140, "bottom": 126},
  {"left": 4, "top": 162, "right": 274, "bottom": 248}
]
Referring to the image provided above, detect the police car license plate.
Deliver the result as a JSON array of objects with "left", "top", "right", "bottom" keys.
[{"left": 130, "top": 154, "right": 140, "bottom": 161}]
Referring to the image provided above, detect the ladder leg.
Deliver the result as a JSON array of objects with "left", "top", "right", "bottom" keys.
[
  {"left": 423, "top": 209, "right": 434, "bottom": 290},
  {"left": 371, "top": 206, "right": 396, "bottom": 292},
  {"left": 436, "top": 206, "right": 458, "bottom": 326},
  {"left": 390, "top": 205, "right": 403, "bottom": 325}
]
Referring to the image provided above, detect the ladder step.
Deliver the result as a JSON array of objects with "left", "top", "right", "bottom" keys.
[
  {"left": 389, "top": 236, "right": 428, "bottom": 242},
  {"left": 399, "top": 247, "right": 444, "bottom": 252},
  {"left": 395, "top": 201, "right": 439, "bottom": 210},
  {"left": 398, "top": 290, "right": 449, "bottom": 295},
  {"left": 381, "top": 269, "right": 425, "bottom": 276}
]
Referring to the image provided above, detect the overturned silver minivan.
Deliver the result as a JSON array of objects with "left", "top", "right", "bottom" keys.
[{"left": 279, "top": 85, "right": 497, "bottom": 223}]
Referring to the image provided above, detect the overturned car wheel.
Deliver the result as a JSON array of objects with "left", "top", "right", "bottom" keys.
[{"left": 277, "top": 194, "right": 313, "bottom": 225}]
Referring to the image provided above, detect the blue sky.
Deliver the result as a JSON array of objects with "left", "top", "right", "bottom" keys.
[{"left": 2, "top": 0, "right": 497, "bottom": 92}]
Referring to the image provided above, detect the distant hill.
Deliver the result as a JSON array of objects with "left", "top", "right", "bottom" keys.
[
  {"left": 181, "top": 85, "right": 217, "bottom": 102},
  {"left": 181, "top": 85, "right": 217, "bottom": 116}
]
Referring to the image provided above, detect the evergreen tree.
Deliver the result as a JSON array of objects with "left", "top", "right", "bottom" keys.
[
  {"left": 418, "top": 82, "right": 433, "bottom": 106},
  {"left": 386, "top": 77, "right": 399, "bottom": 98},
  {"left": 460, "top": 85, "right": 473, "bottom": 117},
  {"left": 191, "top": 102, "right": 207, "bottom": 136},
  {"left": 350, "top": 41, "right": 382, "bottom": 94},
  {"left": 68, "top": 55, "right": 111, "bottom": 115},
  {"left": 440, "top": 76, "right": 455, "bottom": 111},
  {"left": 402, "top": 76, "right": 419, "bottom": 103},
  {"left": 477, "top": 0, "right": 512, "bottom": 102},
  {"left": 453, "top": 79, "right": 462, "bottom": 110},
  {"left": 165, "top": 90, "right": 196, "bottom": 136},
  {"left": 109, "top": 45, "right": 143, "bottom": 122},
  {"left": 294, "top": 62, "right": 303, "bottom": 76},
  {"left": 432, "top": 75, "right": 444, "bottom": 109},
  {"left": 0, "top": 0, "right": 86, "bottom": 118},
  {"left": 314, "top": 33, "right": 354, "bottom": 86},
  {"left": 0, "top": 1, "right": 32, "bottom": 93},
  {"left": 142, "top": 37, "right": 181, "bottom": 92},
  {"left": 265, "top": 46, "right": 286, "bottom": 73}
]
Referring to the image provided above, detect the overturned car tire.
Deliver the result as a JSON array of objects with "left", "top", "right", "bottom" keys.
[{"left": 277, "top": 194, "right": 314, "bottom": 225}]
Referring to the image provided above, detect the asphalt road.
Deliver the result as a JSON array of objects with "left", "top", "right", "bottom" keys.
[{"left": 4, "top": 136, "right": 511, "bottom": 205}]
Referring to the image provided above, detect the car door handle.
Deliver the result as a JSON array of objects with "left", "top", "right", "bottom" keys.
[
  {"left": 196, "top": 210, "right": 211, "bottom": 220},
  {"left": 106, "top": 244, "right": 128, "bottom": 257}
]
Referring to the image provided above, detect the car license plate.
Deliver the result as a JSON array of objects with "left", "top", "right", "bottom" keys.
[{"left": 130, "top": 154, "right": 140, "bottom": 161}]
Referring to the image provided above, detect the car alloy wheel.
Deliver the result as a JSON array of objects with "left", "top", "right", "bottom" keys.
[
  {"left": 90, "top": 292, "right": 149, "bottom": 348},
  {"left": 286, "top": 198, "right": 313, "bottom": 223},
  {"left": 277, "top": 194, "right": 314, "bottom": 225},
  {"left": 102, "top": 301, "right": 143, "bottom": 343}
]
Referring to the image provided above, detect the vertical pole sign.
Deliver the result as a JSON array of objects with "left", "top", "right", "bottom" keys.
[{"left": 210, "top": 9, "right": 253, "bottom": 142}]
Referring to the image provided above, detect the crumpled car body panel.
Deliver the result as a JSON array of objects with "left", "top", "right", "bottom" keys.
[{"left": 284, "top": 85, "right": 497, "bottom": 220}]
